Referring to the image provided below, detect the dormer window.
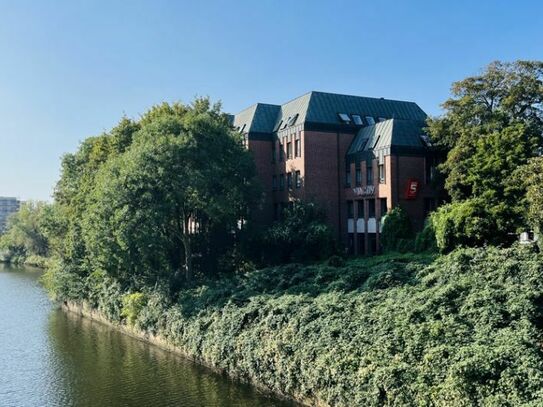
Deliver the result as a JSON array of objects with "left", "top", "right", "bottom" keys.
[
  {"left": 365, "top": 116, "right": 376, "bottom": 125},
  {"left": 287, "top": 114, "right": 299, "bottom": 127},
  {"left": 338, "top": 113, "right": 351, "bottom": 123},
  {"left": 420, "top": 134, "right": 433, "bottom": 147},
  {"left": 352, "top": 114, "right": 363, "bottom": 125}
]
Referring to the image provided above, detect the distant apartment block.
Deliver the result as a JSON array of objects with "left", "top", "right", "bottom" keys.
[
  {"left": 0, "top": 197, "right": 21, "bottom": 233},
  {"left": 233, "top": 91, "right": 442, "bottom": 255}
]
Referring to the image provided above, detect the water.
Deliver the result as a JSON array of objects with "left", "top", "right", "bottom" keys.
[{"left": 0, "top": 264, "right": 294, "bottom": 407}]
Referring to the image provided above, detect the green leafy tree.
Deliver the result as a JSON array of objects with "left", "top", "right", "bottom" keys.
[
  {"left": 519, "top": 157, "right": 543, "bottom": 239},
  {"left": 0, "top": 201, "right": 51, "bottom": 262},
  {"left": 80, "top": 99, "right": 259, "bottom": 287},
  {"left": 427, "top": 60, "right": 543, "bottom": 245},
  {"left": 265, "top": 201, "right": 336, "bottom": 263}
]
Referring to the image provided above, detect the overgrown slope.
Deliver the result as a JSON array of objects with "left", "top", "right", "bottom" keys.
[{"left": 45, "top": 246, "right": 543, "bottom": 406}]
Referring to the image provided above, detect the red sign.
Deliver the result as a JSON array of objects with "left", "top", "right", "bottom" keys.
[{"left": 405, "top": 179, "right": 419, "bottom": 200}]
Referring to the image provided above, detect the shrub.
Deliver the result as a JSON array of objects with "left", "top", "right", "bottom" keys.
[
  {"left": 431, "top": 199, "right": 497, "bottom": 252},
  {"left": 121, "top": 292, "right": 148, "bottom": 326},
  {"left": 264, "top": 201, "right": 337, "bottom": 263},
  {"left": 415, "top": 219, "right": 438, "bottom": 253},
  {"left": 380, "top": 207, "right": 413, "bottom": 252}
]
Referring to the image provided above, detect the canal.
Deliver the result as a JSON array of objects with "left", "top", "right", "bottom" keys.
[{"left": 0, "top": 264, "right": 294, "bottom": 407}]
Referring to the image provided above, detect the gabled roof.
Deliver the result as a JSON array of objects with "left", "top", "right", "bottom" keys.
[
  {"left": 232, "top": 91, "right": 427, "bottom": 135},
  {"left": 347, "top": 119, "right": 428, "bottom": 156}
]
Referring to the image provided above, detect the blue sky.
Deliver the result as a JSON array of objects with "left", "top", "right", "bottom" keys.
[{"left": 1, "top": 0, "right": 542, "bottom": 201}]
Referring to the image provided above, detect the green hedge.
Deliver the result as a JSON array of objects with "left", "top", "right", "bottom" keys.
[{"left": 45, "top": 247, "right": 543, "bottom": 406}]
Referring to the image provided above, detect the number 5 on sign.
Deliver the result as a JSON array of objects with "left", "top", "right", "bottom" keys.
[{"left": 405, "top": 179, "right": 419, "bottom": 200}]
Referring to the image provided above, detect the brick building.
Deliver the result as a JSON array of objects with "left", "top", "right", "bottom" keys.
[{"left": 233, "top": 91, "right": 440, "bottom": 255}]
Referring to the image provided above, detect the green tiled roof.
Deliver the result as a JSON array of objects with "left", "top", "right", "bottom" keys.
[
  {"left": 233, "top": 103, "right": 280, "bottom": 133},
  {"left": 347, "top": 119, "right": 427, "bottom": 155},
  {"left": 233, "top": 91, "right": 427, "bottom": 134}
]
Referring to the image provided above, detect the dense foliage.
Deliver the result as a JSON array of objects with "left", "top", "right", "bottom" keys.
[
  {"left": 263, "top": 201, "right": 337, "bottom": 264},
  {"left": 0, "top": 201, "right": 53, "bottom": 266},
  {"left": 44, "top": 246, "right": 543, "bottom": 406},
  {"left": 427, "top": 60, "right": 543, "bottom": 247},
  {"left": 380, "top": 207, "right": 413, "bottom": 252},
  {"left": 49, "top": 99, "right": 259, "bottom": 291}
]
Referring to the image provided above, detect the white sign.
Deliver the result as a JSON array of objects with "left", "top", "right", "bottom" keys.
[{"left": 352, "top": 185, "right": 375, "bottom": 197}]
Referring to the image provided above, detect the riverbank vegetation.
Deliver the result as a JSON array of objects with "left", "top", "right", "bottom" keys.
[
  {"left": 0, "top": 201, "right": 53, "bottom": 267},
  {"left": 10, "top": 60, "right": 543, "bottom": 405}
]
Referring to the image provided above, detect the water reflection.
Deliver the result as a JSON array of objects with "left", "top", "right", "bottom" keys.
[{"left": 0, "top": 265, "right": 293, "bottom": 407}]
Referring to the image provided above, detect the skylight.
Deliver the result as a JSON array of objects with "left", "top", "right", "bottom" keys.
[
  {"left": 352, "top": 114, "right": 363, "bottom": 125},
  {"left": 420, "top": 134, "right": 433, "bottom": 147},
  {"left": 338, "top": 113, "right": 351, "bottom": 123},
  {"left": 365, "top": 116, "right": 376, "bottom": 125},
  {"left": 288, "top": 114, "right": 299, "bottom": 127},
  {"left": 372, "top": 136, "right": 381, "bottom": 149}
]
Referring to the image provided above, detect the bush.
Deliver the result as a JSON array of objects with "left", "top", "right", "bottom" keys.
[
  {"left": 415, "top": 219, "right": 438, "bottom": 253},
  {"left": 121, "top": 292, "right": 148, "bottom": 326},
  {"left": 264, "top": 201, "right": 337, "bottom": 263},
  {"left": 431, "top": 199, "right": 497, "bottom": 253},
  {"left": 380, "top": 207, "right": 413, "bottom": 252}
]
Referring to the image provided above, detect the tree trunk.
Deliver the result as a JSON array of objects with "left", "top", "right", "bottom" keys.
[{"left": 182, "top": 234, "right": 193, "bottom": 281}]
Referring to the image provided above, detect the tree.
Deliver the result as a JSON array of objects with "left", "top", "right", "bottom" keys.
[
  {"left": 264, "top": 201, "right": 336, "bottom": 263},
  {"left": 0, "top": 201, "right": 51, "bottom": 262},
  {"left": 427, "top": 60, "right": 543, "bottom": 245},
  {"left": 80, "top": 99, "right": 259, "bottom": 288},
  {"left": 519, "top": 156, "right": 543, "bottom": 238}
]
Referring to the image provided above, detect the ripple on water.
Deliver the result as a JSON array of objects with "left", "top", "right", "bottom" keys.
[{"left": 0, "top": 265, "right": 295, "bottom": 407}]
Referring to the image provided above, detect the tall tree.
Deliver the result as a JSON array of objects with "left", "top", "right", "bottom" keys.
[
  {"left": 427, "top": 61, "right": 543, "bottom": 244},
  {"left": 81, "top": 99, "right": 259, "bottom": 288}
]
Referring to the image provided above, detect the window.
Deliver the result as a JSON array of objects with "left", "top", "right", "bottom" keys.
[
  {"left": 345, "top": 167, "right": 352, "bottom": 187},
  {"left": 368, "top": 199, "right": 376, "bottom": 218},
  {"left": 287, "top": 142, "right": 292, "bottom": 159},
  {"left": 295, "top": 137, "right": 301, "bottom": 157},
  {"left": 288, "top": 114, "right": 299, "bottom": 127},
  {"left": 348, "top": 233, "right": 354, "bottom": 254},
  {"left": 420, "top": 134, "right": 432, "bottom": 147},
  {"left": 357, "top": 200, "right": 365, "bottom": 219},
  {"left": 380, "top": 198, "right": 387, "bottom": 216},
  {"left": 365, "top": 116, "right": 376, "bottom": 125},
  {"left": 379, "top": 163, "right": 385, "bottom": 183},
  {"left": 425, "top": 157, "right": 436, "bottom": 184},
  {"left": 338, "top": 113, "right": 351, "bottom": 123},
  {"left": 279, "top": 144, "right": 284, "bottom": 161},
  {"left": 287, "top": 172, "right": 293, "bottom": 189},
  {"left": 271, "top": 142, "right": 276, "bottom": 162},
  {"left": 352, "top": 114, "right": 363, "bottom": 125},
  {"left": 272, "top": 175, "right": 277, "bottom": 190},
  {"left": 279, "top": 174, "right": 285, "bottom": 190},
  {"left": 347, "top": 201, "right": 354, "bottom": 218},
  {"left": 355, "top": 165, "right": 361, "bottom": 186},
  {"left": 358, "top": 233, "right": 365, "bottom": 254},
  {"left": 295, "top": 170, "right": 301, "bottom": 188},
  {"left": 371, "top": 136, "right": 380, "bottom": 150},
  {"left": 367, "top": 165, "right": 373, "bottom": 185}
]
